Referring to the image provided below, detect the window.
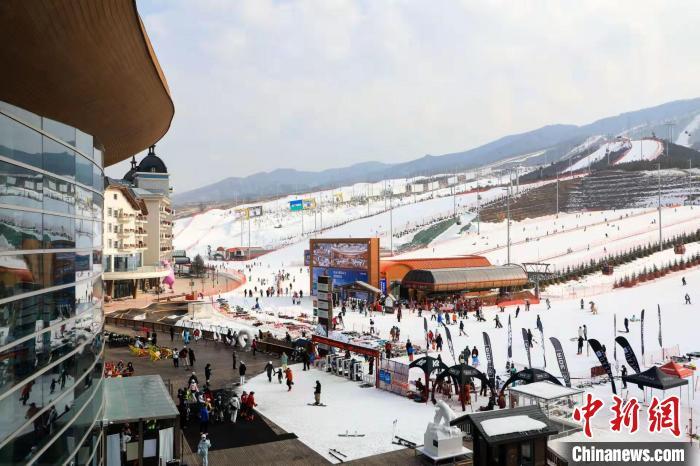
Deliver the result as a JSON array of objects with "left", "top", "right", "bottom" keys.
[
  {"left": 108, "top": 223, "right": 112, "bottom": 233},
  {"left": 107, "top": 207, "right": 112, "bottom": 216},
  {"left": 0, "top": 113, "right": 42, "bottom": 169},
  {"left": 108, "top": 239, "right": 112, "bottom": 248},
  {"left": 42, "top": 136, "right": 75, "bottom": 180}
]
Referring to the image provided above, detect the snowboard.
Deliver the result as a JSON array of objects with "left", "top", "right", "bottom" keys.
[{"left": 307, "top": 403, "right": 327, "bottom": 407}]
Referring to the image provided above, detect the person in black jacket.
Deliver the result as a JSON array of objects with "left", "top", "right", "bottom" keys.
[
  {"left": 205, "top": 364, "right": 212, "bottom": 385},
  {"left": 264, "top": 361, "right": 274, "bottom": 382},
  {"left": 239, "top": 361, "right": 247, "bottom": 385},
  {"left": 188, "top": 347, "right": 196, "bottom": 367},
  {"left": 314, "top": 381, "right": 322, "bottom": 405}
]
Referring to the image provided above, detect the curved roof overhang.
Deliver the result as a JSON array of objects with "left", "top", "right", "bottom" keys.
[
  {"left": 0, "top": 0, "right": 174, "bottom": 167},
  {"left": 402, "top": 265, "right": 529, "bottom": 292}
]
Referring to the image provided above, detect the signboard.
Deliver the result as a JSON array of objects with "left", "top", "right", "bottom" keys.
[
  {"left": 312, "top": 267, "right": 368, "bottom": 294},
  {"left": 334, "top": 192, "right": 343, "bottom": 203},
  {"left": 247, "top": 205, "right": 263, "bottom": 218},
  {"left": 312, "top": 241, "right": 370, "bottom": 269},
  {"left": 303, "top": 249, "right": 311, "bottom": 266},
  {"left": 302, "top": 198, "right": 317, "bottom": 210},
  {"left": 379, "top": 278, "right": 387, "bottom": 295},
  {"left": 316, "top": 275, "right": 333, "bottom": 335},
  {"left": 289, "top": 199, "right": 303, "bottom": 211}
]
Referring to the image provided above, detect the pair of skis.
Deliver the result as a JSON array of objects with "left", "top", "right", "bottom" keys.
[
  {"left": 338, "top": 430, "right": 365, "bottom": 437},
  {"left": 328, "top": 448, "right": 346, "bottom": 462}
]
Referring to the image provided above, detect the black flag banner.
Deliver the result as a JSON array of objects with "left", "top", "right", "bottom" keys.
[
  {"left": 613, "top": 314, "right": 617, "bottom": 362},
  {"left": 522, "top": 328, "right": 532, "bottom": 368},
  {"left": 444, "top": 325, "right": 456, "bottom": 363},
  {"left": 483, "top": 332, "right": 496, "bottom": 385},
  {"left": 549, "top": 337, "right": 571, "bottom": 387},
  {"left": 615, "top": 336, "right": 641, "bottom": 373},
  {"left": 658, "top": 304, "right": 662, "bottom": 347},
  {"left": 641, "top": 309, "right": 645, "bottom": 359},
  {"left": 589, "top": 338, "right": 617, "bottom": 394},
  {"left": 539, "top": 325, "right": 546, "bottom": 368},
  {"left": 507, "top": 315, "right": 512, "bottom": 359}
]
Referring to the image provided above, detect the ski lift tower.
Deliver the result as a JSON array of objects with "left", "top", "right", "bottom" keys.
[{"left": 521, "top": 262, "right": 553, "bottom": 298}]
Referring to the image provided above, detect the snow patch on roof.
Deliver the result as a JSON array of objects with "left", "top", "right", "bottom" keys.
[{"left": 481, "top": 415, "right": 548, "bottom": 437}]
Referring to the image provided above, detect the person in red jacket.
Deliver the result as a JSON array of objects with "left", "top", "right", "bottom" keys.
[
  {"left": 285, "top": 367, "right": 294, "bottom": 391},
  {"left": 244, "top": 391, "right": 257, "bottom": 421}
]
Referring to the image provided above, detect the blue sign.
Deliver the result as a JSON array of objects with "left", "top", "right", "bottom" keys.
[
  {"left": 311, "top": 267, "right": 368, "bottom": 295},
  {"left": 379, "top": 278, "right": 387, "bottom": 295},
  {"left": 303, "top": 249, "right": 311, "bottom": 266},
  {"left": 379, "top": 369, "right": 392, "bottom": 384},
  {"left": 289, "top": 199, "right": 303, "bottom": 211}
]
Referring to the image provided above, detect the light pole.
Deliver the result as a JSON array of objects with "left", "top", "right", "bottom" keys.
[
  {"left": 506, "top": 174, "right": 512, "bottom": 264},
  {"left": 476, "top": 170, "right": 481, "bottom": 235},
  {"left": 658, "top": 163, "right": 662, "bottom": 251},
  {"left": 556, "top": 172, "right": 559, "bottom": 215}
]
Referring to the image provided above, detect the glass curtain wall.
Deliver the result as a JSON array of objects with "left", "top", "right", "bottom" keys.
[{"left": 0, "top": 101, "right": 105, "bottom": 466}]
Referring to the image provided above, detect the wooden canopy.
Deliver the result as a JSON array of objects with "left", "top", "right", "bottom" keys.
[{"left": 0, "top": 0, "right": 174, "bottom": 166}]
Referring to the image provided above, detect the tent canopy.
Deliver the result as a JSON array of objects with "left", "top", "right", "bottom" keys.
[
  {"left": 660, "top": 361, "right": 694, "bottom": 379},
  {"left": 623, "top": 366, "right": 688, "bottom": 390}
]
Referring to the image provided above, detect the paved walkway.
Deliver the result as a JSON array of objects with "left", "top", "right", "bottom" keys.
[
  {"left": 105, "top": 324, "right": 329, "bottom": 465},
  {"left": 104, "top": 272, "right": 243, "bottom": 313}
]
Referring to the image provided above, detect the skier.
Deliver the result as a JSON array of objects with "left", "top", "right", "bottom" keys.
[
  {"left": 494, "top": 315, "right": 503, "bottom": 328},
  {"left": 435, "top": 334, "right": 443, "bottom": 352},
  {"left": 624, "top": 317, "right": 629, "bottom": 333},
  {"left": 590, "top": 302, "right": 598, "bottom": 315},
  {"left": 459, "top": 320, "right": 466, "bottom": 336},
  {"left": 578, "top": 326, "right": 583, "bottom": 340},
  {"left": 546, "top": 298, "right": 551, "bottom": 310},
  {"left": 527, "top": 329, "right": 533, "bottom": 348},
  {"left": 285, "top": 367, "right": 294, "bottom": 391},
  {"left": 621, "top": 365, "right": 628, "bottom": 389},
  {"left": 313, "top": 380, "right": 322, "bottom": 405},
  {"left": 515, "top": 306, "right": 520, "bottom": 318},
  {"left": 577, "top": 336, "right": 584, "bottom": 355},
  {"left": 173, "top": 348, "right": 179, "bottom": 368},
  {"left": 525, "top": 299, "right": 530, "bottom": 311},
  {"left": 369, "top": 318, "right": 375, "bottom": 335},
  {"left": 536, "top": 315, "right": 542, "bottom": 330},
  {"left": 232, "top": 350, "right": 237, "bottom": 370},
  {"left": 580, "top": 298, "right": 584, "bottom": 310},
  {"left": 239, "top": 361, "right": 247, "bottom": 385},
  {"left": 682, "top": 277, "right": 687, "bottom": 286},
  {"left": 406, "top": 339, "right": 414, "bottom": 362},
  {"left": 265, "top": 361, "right": 274, "bottom": 382},
  {"left": 685, "top": 293, "right": 692, "bottom": 305},
  {"left": 583, "top": 325, "right": 588, "bottom": 340}
]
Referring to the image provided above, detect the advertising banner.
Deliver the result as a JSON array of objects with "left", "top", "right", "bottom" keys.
[
  {"left": 589, "top": 338, "right": 617, "bottom": 394},
  {"left": 641, "top": 308, "right": 645, "bottom": 359},
  {"left": 302, "top": 198, "right": 317, "bottom": 209},
  {"left": 549, "top": 337, "right": 571, "bottom": 387},
  {"left": 507, "top": 315, "right": 512, "bottom": 359},
  {"left": 522, "top": 328, "right": 532, "bottom": 368},
  {"left": 247, "top": 205, "right": 263, "bottom": 217},
  {"left": 289, "top": 199, "right": 303, "bottom": 211},
  {"left": 658, "top": 304, "right": 662, "bottom": 347},
  {"left": 615, "top": 336, "right": 641, "bottom": 373},
  {"left": 483, "top": 332, "right": 496, "bottom": 384},
  {"left": 311, "top": 267, "right": 368, "bottom": 294},
  {"left": 312, "top": 241, "right": 369, "bottom": 269}
]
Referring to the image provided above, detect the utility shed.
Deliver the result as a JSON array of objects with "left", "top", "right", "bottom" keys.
[
  {"left": 104, "top": 375, "right": 180, "bottom": 466},
  {"left": 451, "top": 405, "right": 558, "bottom": 466},
  {"left": 402, "top": 265, "right": 528, "bottom": 292}
]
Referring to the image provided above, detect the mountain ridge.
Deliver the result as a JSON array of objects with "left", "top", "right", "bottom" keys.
[{"left": 173, "top": 97, "right": 700, "bottom": 206}]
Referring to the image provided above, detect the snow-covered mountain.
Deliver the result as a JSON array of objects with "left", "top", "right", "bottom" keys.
[{"left": 173, "top": 98, "right": 700, "bottom": 206}]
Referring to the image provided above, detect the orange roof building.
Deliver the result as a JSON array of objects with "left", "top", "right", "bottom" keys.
[
  {"left": 659, "top": 361, "right": 694, "bottom": 379},
  {"left": 380, "top": 256, "right": 491, "bottom": 284}
]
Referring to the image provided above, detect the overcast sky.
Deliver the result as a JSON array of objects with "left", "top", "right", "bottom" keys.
[{"left": 106, "top": 0, "right": 700, "bottom": 192}]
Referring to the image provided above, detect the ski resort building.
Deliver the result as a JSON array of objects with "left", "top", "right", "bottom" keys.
[{"left": 0, "top": 0, "right": 173, "bottom": 463}]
